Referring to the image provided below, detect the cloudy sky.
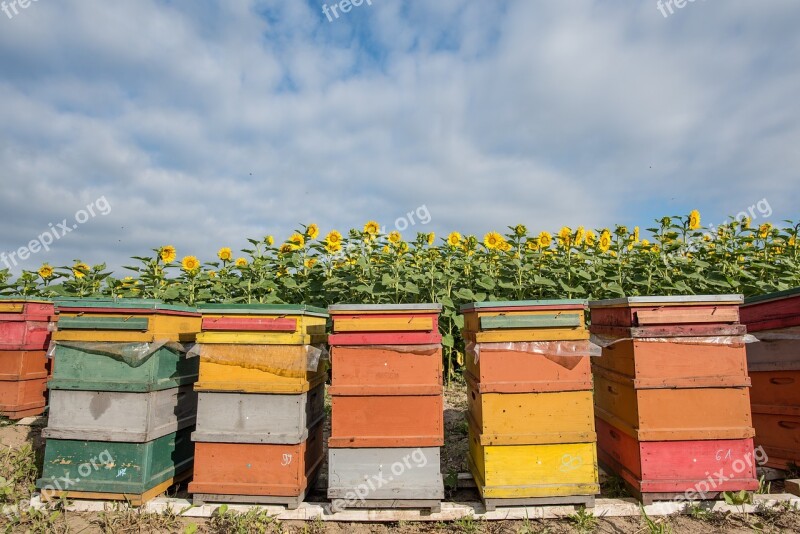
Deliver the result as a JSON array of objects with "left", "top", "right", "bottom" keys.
[{"left": 0, "top": 0, "right": 798, "bottom": 275}]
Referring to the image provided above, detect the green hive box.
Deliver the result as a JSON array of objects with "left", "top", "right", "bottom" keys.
[
  {"left": 37, "top": 428, "right": 193, "bottom": 495},
  {"left": 48, "top": 344, "right": 199, "bottom": 392}
]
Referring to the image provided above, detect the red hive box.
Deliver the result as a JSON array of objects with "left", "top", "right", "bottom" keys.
[{"left": 590, "top": 295, "right": 759, "bottom": 503}]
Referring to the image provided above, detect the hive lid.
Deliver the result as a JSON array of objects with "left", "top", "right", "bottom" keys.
[
  {"left": 328, "top": 303, "right": 442, "bottom": 313},
  {"left": 198, "top": 303, "right": 328, "bottom": 317},
  {"left": 0, "top": 296, "right": 52, "bottom": 303},
  {"left": 589, "top": 295, "right": 743, "bottom": 308},
  {"left": 55, "top": 298, "right": 199, "bottom": 314},
  {"left": 743, "top": 287, "right": 800, "bottom": 306},
  {"left": 460, "top": 299, "right": 587, "bottom": 312}
]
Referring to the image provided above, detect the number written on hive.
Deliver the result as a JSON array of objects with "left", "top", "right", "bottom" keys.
[
  {"left": 715, "top": 449, "right": 732, "bottom": 462},
  {"left": 281, "top": 454, "right": 293, "bottom": 466}
]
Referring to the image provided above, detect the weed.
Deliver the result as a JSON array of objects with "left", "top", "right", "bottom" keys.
[
  {"left": 93, "top": 502, "right": 183, "bottom": 533},
  {"left": 566, "top": 506, "right": 597, "bottom": 533},
  {"left": 756, "top": 474, "right": 771, "bottom": 495},
  {"left": 208, "top": 504, "right": 278, "bottom": 534},
  {"left": 639, "top": 504, "right": 672, "bottom": 534},
  {"left": 444, "top": 470, "right": 459, "bottom": 497},
  {"left": 0, "top": 443, "right": 38, "bottom": 504},
  {"left": 455, "top": 513, "right": 479, "bottom": 534},
  {"left": 685, "top": 502, "right": 715, "bottom": 522}
]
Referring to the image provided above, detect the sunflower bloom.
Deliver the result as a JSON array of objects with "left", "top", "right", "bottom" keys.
[
  {"left": 585, "top": 231, "right": 596, "bottom": 247},
  {"left": 574, "top": 226, "right": 585, "bottom": 246},
  {"left": 217, "top": 247, "right": 233, "bottom": 262},
  {"left": 758, "top": 223, "right": 773, "bottom": 239},
  {"left": 363, "top": 221, "right": 380, "bottom": 236},
  {"left": 72, "top": 262, "right": 90, "bottom": 279},
  {"left": 633, "top": 227, "right": 640, "bottom": 243},
  {"left": 265, "top": 235, "right": 275, "bottom": 246},
  {"left": 558, "top": 227, "right": 572, "bottom": 248},
  {"left": 538, "top": 231, "right": 553, "bottom": 248},
  {"left": 325, "top": 242, "right": 342, "bottom": 254},
  {"left": 38, "top": 264, "right": 54, "bottom": 280},
  {"left": 526, "top": 239, "right": 540, "bottom": 252},
  {"left": 304, "top": 258, "right": 317, "bottom": 268},
  {"left": 388, "top": 231, "right": 402, "bottom": 244},
  {"left": 326, "top": 230, "right": 342, "bottom": 246},
  {"left": 235, "top": 257, "right": 248, "bottom": 268},
  {"left": 498, "top": 240, "right": 512, "bottom": 252},
  {"left": 160, "top": 245, "right": 177, "bottom": 264},
  {"left": 289, "top": 233, "right": 306, "bottom": 250},
  {"left": 689, "top": 210, "right": 701, "bottom": 230},
  {"left": 181, "top": 256, "right": 201, "bottom": 272},
  {"left": 306, "top": 224, "right": 319, "bottom": 240},
  {"left": 447, "top": 232, "right": 462, "bottom": 247},
  {"left": 280, "top": 244, "right": 294, "bottom": 254},
  {"left": 514, "top": 224, "right": 527, "bottom": 237},
  {"left": 484, "top": 232, "right": 504, "bottom": 250},
  {"left": 427, "top": 232, "right": 435, "bottom": 246},
  {"left": 599, "top": 231, "right": 612, "bottom": 253}
]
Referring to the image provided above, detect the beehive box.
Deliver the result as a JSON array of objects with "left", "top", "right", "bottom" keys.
[
  {"left": 466, "top": 373, "right": 594, "bottom": 444},
  {"left": 328, "top": 304, "right": 442, "bottom": 345},
  {"left": 740, "top": 287, "right": 800, "bottom": 332},
  {"left": 0, "top": 350, "right": 49, "bottom": 381},
  {"left": 196, "top": 304, "right": 328, "bottom": 345},
  {"left": 327, "top": 447, "right": 445, "bottom": 504},
  {"left": 43, "top": 386, "right": 197, "bottom": 442},
  {"left": 49, "top": 344, "right": 197, "bottom": 392},
  {"left": 193, "top": 383, "right": 324, "bottom": 444},
  {"left": 596, "top": 417, "right": 759, "bottom": 496},
  {"left": 0, "top": 378, "right": 47, "bottom": 419},
  {"left": 329, "top": 345, "right": 442, "bottom": 396},
  {"left": 38, "top": 427, "right": 193, "bottom": 503},
  {"left": 0, "top": 298, "right": 54, "bottom": 351},
  {"left": 53, "top": 298, "right": 201, "bottom": 343},
  {"left": 329, "top": 394, "right": 443, "bottom": 448},
  {"left": 189, "top": 422, "right": 323, "bottom": 503},
  {"left": 193, "top": 344, "right": 326, "bottom": 393}
]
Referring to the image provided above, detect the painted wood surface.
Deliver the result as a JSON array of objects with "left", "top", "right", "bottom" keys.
[
  {"left": 49, "top": 344, "right": 198, "bottom": 392},
  {"left": 596, "top": 417, "right": 759, "bottom": 492},
  {"left": 38, "top": 428, "right": 194, "bottom": 495},
  {"left": 329, "top": 395, "right": 444, "bottom": 448},
  {"left": 0, "top": 378, "right": 47, "bottom": 418},
  {"left": 0, "top": 300, "right": 53, "bottom": 316},
  {"left": 189, "top": 423, "right": 323, "bottom": 496},
  {"left": 42, "top": 471, "right": 191, "bottom": 507},
  {"left": 592, "top": 340, "right": 750, "bottom": 389},
  {"left": 468, "top": 428, "right": 599, "bottom": 499},
  {"left": 749, "top": 370, "right": 800, "bottom": 407},
  {"left": 196, "top": 331, "right": 327, "bottom": 345},
  {"left": 594, "top": 369, "right": 755, "bottom": 441},
  {"left": 746, "top": 339, "right": 800, "bottom": 371},
  {"left": 55, "top": 312, "right": 201, "bottom": 338},
  {"left": 460, "top": 300, "right": 587, "bottom": 312},
  {"left": 467, "top": 377, "right": 595, "bottom": 445},
  {"left": 0, "top": 319, "right": 51, "bottom": 350},
  {"left": 462, "top": 329, "right": 589, "bottom": 343},
  {"left": 193, "top": 385, "right": 324, "bottom": 444},
  {"left": 328, "top": 346, "right": 442, "bottom": 396},
  {"left": 43, "top": 386, "right": 197, "bottom": 442},
  {"left": 465, "top": 345, "right": 592, "bottom": 394},
  {"left": 590, "top": 305, "right": 740, "bottom": 327},
  {"left": 741, "top": 290, "right": 800, "bottom": 332},
  {"left": 752, "top": 412, "right": 800, "bottom": 466},
  {"left": 195, "top": 360, "right": 326, "bottom": 394},
  {"left": 327, "top": 447, "right": 445, "bottom": 501},
  {"left": 590, "top": 324, "right": 747, "bottom": 339},
  {"left": 331, "top": 314, "right": 438, "bottom": 333},
  {"left": 0, "top": 350, "right": 48, "bottom": 380},
  {"left": 462, "top": 309, "right": 587, "bottom": 333},
  {"left": 57, "top": 316, "right": 149, "bottom": 331},
  {"left": 328, "top": 303, "right": 442, "bottom": 314},
  {"left": 199, "top": 303, "right": 328, "bottom": 317},
  {"left": 55, "top": 298, "right": 199, "bottom": 314},
  {"left": 328, "top": 332, "right": 442, "bottom": 346},
  {"left": 201, "top": 317, "right": 298, "bottom": 332}
]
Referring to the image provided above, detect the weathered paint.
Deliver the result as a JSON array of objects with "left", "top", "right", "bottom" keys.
[
  {"left": 467, "top": 375, "right": 595, "bottom": 445},
  {"left": 461, "top": 307, "right": 586, "bottom": 333},
  {"left": 328, "top": 303, "right": 442, "bottom": 314},
  {"left": 741, "top": 288, "right": 800, "bottom": 332},
  {"left": 327, "top": 447, "right": 445, "bottom": 501},
  {"left": 0, "top": 350, "right": 48, "bottom": 380},
  {"left": 37, "top": 428, "right": 194, "bottom": 496},
  {"left": 746, "top": 339, "right": 800, "bottom": 371},
  {"left": 0, "top": 319, "right": 52, "bottom": 350},
  {"left": 189, "top": 422, "right": 323, "bottom": 497},
  {"left": 0, "top": 378, "right": 47, "bottom": 418},
  {"left": 328, "top": 332, "right": 442, "bottom": 346},
  {"left": 49, "top": 344, "right": 198, "bottom": 392},
  {"left": 193, "top": 385, "right": 324, "bottom": 444},
  {"left": 196, "top": 331, "right": 327, "bottom": 345},
  {"left": 590, "top": 305, "right": 740, "bottom": 328},
  {"left": 592, "top": 340, "right": 750, "bottom": 389},
  {"left": 462, "top": 329, "right": 590, "bottom": 343},
  {"left": 331, "top": 314, "right": 438, "bottom": 333},
  {"left": 54, "top": 312, "right": 201, "bottom": 343},
  {"left": 590, "top": 324, "right": 747, "bottom": 339},
  {"left": 195, "top": 358, "right": 326, "bottom": 394},
  {"left": 749, "top": 370, "right": 800, "bottom": 407},
  {"left": 201, "top": 313, "right": 327, "bottom": 336},
  {"left": 43, "top": 386, "right": 197, "bottom": 442},
  {"left": 328, "top": 346, "right": 442, "bottom": 396},
  {"left": 329, "top": 395, "right": 444, "bottom": 448},
  {"left": 751, "top": 410, "right": 800, "bottom": 468}
]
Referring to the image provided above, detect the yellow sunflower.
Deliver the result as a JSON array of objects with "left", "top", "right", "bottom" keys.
[
  {"left": 598, "top": 230, "right": 612, "bottom": 253},
  {"left": 38, "top": 264, "right": 54, "bottom": 280},
  {"left": 575, "top": 226, "right": 585, "bottom": 246},
  {"left": 265, "top": 235, "right": 275, "bottom": 246},
  {"left": 181, "top": 256, "right": 200, "bottom": 272},
  {"left": 235, "top": 257, "right": 248, "bottom": 268},
  {"left": 633, "top": 227, "right": 640, "bottom": 243},
  {"left": 447, "top": 232, "right": 462, "bottom": 247},
  {"left": 217, "top": 247, "right": 233, "bottom": 262},
  {"left": 538, "top": 231, "right": 553, "bottom": 248},
  {"left": 325, "top": 242, "right": 342, "bottom": 254},
  {"left": 484, "top": 232, "right": 504, "bottom": 250},
  {"left": 326, "top": 230, "right": 342, "bottom": 246},
  {"left": 382, "top": 245, "right": 391, "bottom": 253},
  {"left": 427, "top": 232, "right": 435, "bottom": 246},
  {"left": 526, "top": 239, "right": 540, "bottom": 252},
  {"left": 160, "top": 245, "right": 177, "bottom": 264},
  {"left": 758, "top": 223, "right": 773, "bottom": 239},
  {"left": 514, "top": 224, "right": 527, "bottom": 237},
  {"left": 72, "top": 262, "right": 90, "bottom": 279},
  {"left": 741, "top": 218, "right": 751, "bottom": 230},
  {"left": 585, "top": 231, "right": 596, "bottom": 247},
  {"left": 689, "top": 210, "right": 701, "bottom": 230},
  {"left": 306, "top": 224, "right": 319, "bottom": 240},
  {"left": 558, "top": 227, "right": 572, "bottom": 247},
  {"left": 363, "top": 221, "right": 380, "bottom": 236},
  {"left": 208, "top": 270, "right": 217, "bottom": 279},
  {"left": 304, "top": 258, "right": 317, "bottom": 268},
  {"left": 388, "top": 231, "right": 402, "bottom": 244},
  {"left": 790, "top": 236, "right": 797, "bottom": 247},
  {"left": 289, "top": 233, "right": 306, "bottom": 250},
  {"left": 498, "top": 240, "right": 512, "bottom": 252}
]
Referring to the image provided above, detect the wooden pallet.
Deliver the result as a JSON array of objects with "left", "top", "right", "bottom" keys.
[
  {"left": 192, "top": 466, "right": 322, "bottom": 510},
  {"left": 481, "top": 495, "right": 595, "bottom": 512},
  {"left": 334, "top": 499, "right": 442, "bottom": 514},
  {"left": 40, "top": 469, "right": 192, "bottom": 507}
]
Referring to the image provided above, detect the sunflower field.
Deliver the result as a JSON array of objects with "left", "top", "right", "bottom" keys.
[{"left": 2, "top": 211, "right": 799, "bottom": 381}]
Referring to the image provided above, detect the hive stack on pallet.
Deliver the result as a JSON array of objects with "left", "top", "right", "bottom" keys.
[
  {"left": 461, "top": 300, "right": 599, "bottom": 511},
  {"left": 37, "top": 299, "right": 200, "bottom": 505},
  {"left": 327, "top": 304, "right": 445, "bottom": 513},
  {"left": 741, "top": 288, "right": 800, "bottom": 471},
  {"left": 590, "top": 295, "right": 759, "bottom": 504},
  {"left": 0, "top": 298, "right": 53, "bottom": 419},
  {"left": 188, "top": 304, "right": 328, "bottom": 508}
]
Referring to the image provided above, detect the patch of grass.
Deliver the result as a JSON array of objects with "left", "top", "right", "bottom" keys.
[
  {"left": 566, "top": 506, "right": 597, "bottom": 533},
  {"left": 3, "top": 504, "right": 70, "bottom": 534},
  {"left": 639, "top": 504, "right": 672, "bottom": 534},
  {"left": 92, "top": 502, "right": 185, "bottom": 533},
  {"left": 207, "top": 504, "right": 280, "bottom": 534},
  {"left": 756, "top": 474, "right": 771, "bottom": 495},
  {"left": 684, "top": 502, "right": 714, "bottom": 522},
  {"left": 0, "top": 443, "right": 39, "bottom": 505},
  {"left": 455, "top": 513, "right": 480, "bottom": 534}
]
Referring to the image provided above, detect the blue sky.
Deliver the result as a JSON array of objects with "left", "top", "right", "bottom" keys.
[{"left": 0, "top": 0, "right": 798, "bottom": 274}]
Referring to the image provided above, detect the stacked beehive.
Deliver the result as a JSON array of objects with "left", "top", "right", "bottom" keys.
[
  {"left": 590, "top": 295, "right": 759, "bottom": 503},
  {"left": 0, "top": 298, "right": 53, "bottom": 419},
  {"left": 188, "top": 304, "right": 328, "bottom": 508},
  {"left": 461, "top": 300, "right": 599, "bottom": 511},
  {"left": 38, "top": 298, "right": 200, "bottom": 504},
  {"left": 741, "top": 288, "right": 800, "bottom": 470},
  {"left": 327, "top": 304, "right": 444, "bottom": 513}
]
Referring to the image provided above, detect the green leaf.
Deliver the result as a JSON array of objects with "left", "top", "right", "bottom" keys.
[{"left": 442, "top": 334, "right": 454, "bottom": 348}]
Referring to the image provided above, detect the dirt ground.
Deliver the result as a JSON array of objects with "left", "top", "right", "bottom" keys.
[{"left": 1, "top": 383, "right": 799, "bottom": 533}]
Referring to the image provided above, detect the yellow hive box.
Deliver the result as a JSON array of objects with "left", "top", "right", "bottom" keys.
[
  {"left": 468, "top": 425, "right": 599, "bottom": 499},
  {"left": 194, "top": 344, "right": 328, "bottom": 394},
  {"left": 196, "top": 331, "right": 327, "bottom": 345},
  {"left": 467, "top": 374, "right": 595, "bottom": 444}
]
